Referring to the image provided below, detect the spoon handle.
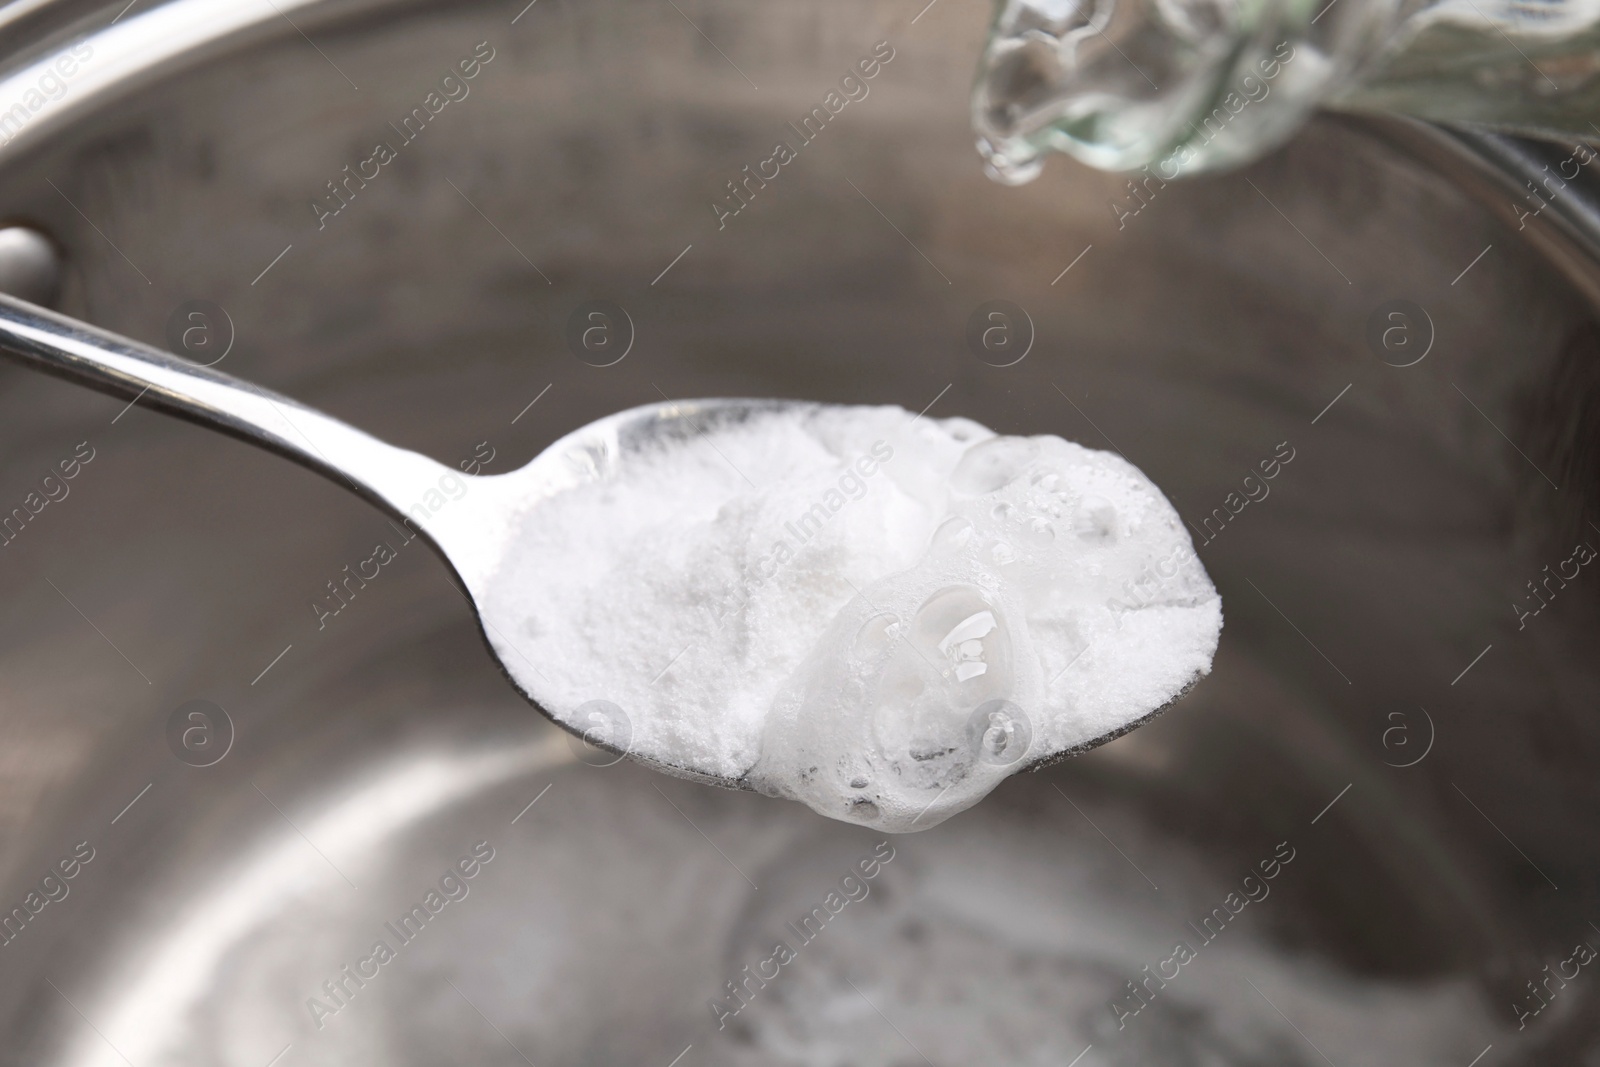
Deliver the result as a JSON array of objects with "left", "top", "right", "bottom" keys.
[{"left": 0, "top": 293, "right": 462, "bottom": 538}]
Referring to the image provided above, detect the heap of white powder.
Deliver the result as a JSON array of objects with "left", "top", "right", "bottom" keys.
[{"left": 484, "top": 404, "right": 1221, "bottom": 831}]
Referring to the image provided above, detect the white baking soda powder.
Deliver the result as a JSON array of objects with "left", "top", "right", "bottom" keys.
[{"left": 485, "top": 404, "right": 1221, "bottom": 831}]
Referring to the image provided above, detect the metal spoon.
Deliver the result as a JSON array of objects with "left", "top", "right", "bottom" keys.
[
  {"left": 0, "top": 293, "right": 1206, "bottom": 831},
  {"left": 0, "top": 291, "right": 773, "bottom": 785}
]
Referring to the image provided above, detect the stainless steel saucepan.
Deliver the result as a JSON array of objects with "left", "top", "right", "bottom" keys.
[{"left": 0, "top": 1, "right": 1596, "bottom": 1064}]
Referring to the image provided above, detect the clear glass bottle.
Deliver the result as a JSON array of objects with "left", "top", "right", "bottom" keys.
[{"left": 972, "top": 0, "right": 1600, "bottom": 181}]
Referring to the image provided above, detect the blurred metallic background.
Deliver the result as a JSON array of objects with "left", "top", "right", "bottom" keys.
[{"left": 0, "top": 0, "right": 1597, "bottom": 1064}]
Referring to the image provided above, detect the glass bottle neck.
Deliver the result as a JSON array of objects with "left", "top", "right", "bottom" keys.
[{"left": 972, "top": 0, "right": 1600, "bottom": 180}]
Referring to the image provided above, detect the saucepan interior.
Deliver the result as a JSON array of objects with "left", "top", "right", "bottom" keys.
[{"left": 0, "top": 0, "right": 1597, "bottom": 1063}]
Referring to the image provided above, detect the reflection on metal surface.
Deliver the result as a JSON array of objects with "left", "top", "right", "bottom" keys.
[
  {"left": 0, "top": 225, "right": 61, "bottom": 306},
  {"left": 65, "top": 736, "right": 570, "bottom": 1067},
  {"left": 0, "top": 0, "right": 1597, "bottom": 1064}
]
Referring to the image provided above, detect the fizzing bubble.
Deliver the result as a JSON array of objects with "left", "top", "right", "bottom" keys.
[{"left": 748, "top": 430, "right": 1221, "bottom": 830}]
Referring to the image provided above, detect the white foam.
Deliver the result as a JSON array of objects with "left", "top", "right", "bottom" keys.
[{"left": 485, "top": 404, "right": 1222, "bottom": 830}]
